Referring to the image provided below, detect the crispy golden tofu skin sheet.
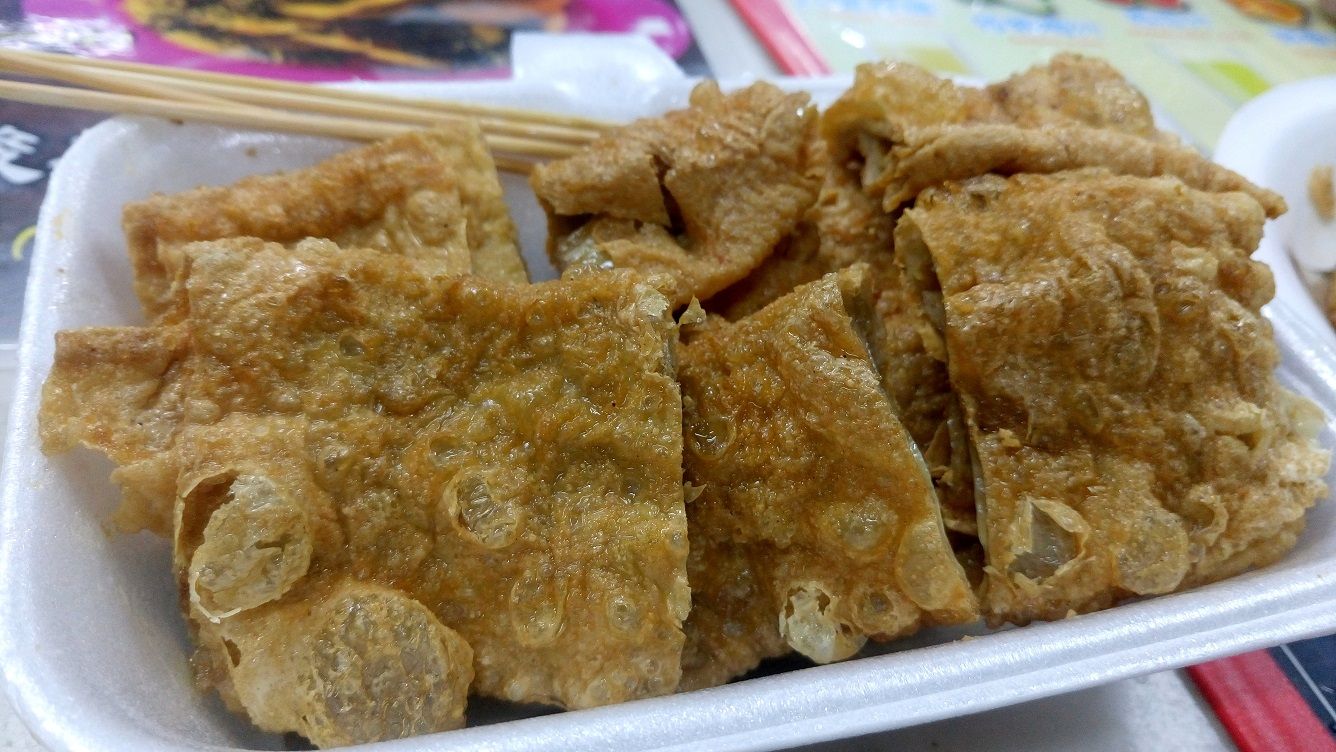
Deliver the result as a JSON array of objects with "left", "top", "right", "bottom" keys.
[
  {"left": 41, "top": 236, "right": 690, "bottom": 738},
  {"left": 896, "top": 171, "right": 1329, "bottom": 626},
  {"left": 167, "top": 239, "right": 689, "bottom": 714},
  {"left": 169, "top": 416, "right": 469, "bottom": 747},
  {"left": 824, "top": 54, "right": 1285, "bottom": 218},
  {"left": 531, "top": 81, "right": 819, "bottom": 307},
  {"left": 172, "top": 416, "right": 474, "bottom": 747},
  {"left": 705, "top": 138, "right": 883, "bottom": 320},
  {"left": 218, "top": 576, "right": 473, "bottom": 748},
  {"left": 124, "top": 125, "right": 524, "bottom": 319},
  {"left": 707, "top": 138, "right": 977, "bottom": 535},
  {"left": 678, "top": 267, "right": 976, "bottom": 690},
  {"left": 39, "top": 326, "right": 185, "bottom": 459},
  {"left": 38, "top": 325, "right": 188, "bottom": 534},
  {"left": 985, "top": 52, "right": 1159, "bottom": 137}
]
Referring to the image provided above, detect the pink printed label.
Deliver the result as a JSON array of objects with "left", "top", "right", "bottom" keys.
[{"left": 19, "top": 0, "right": 695, "bottom": 81}]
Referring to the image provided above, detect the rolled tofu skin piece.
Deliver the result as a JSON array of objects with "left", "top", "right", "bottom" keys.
[
  {"left": 679, "top": 266, "right": 976, "bottom": 690},
  {"left": 123, "top": 125, "right": 524, "bottom": 320},
  {"left": 822, "top": 54, "right": 1284, "bottom": 217},
  {"left": 707, "top": 134, "right": 978, "bottom": 536},
  {"left": 896, "top": 170, "right": 1328, "bottom": 626},
  {"left": 531, "top": 81, "right": 819, "bottom": 307}
]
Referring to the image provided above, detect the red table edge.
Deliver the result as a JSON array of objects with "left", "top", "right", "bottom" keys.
[
  {"left": 1189, "top": 650, "right": 1336, "bottom": 752},
  {"left": 728, "top": 0, "right": 832, "bottom": 76}
]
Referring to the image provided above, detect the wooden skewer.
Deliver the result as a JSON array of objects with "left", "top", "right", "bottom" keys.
[
  {"left": 6, "top": 49, "right": 599, "bottom": 145},
  {"left": 0, "top": 79, "right": 561, "bottom": 170},
  {"left": 0, "top": 49, "right": 238, "bottom": 109},
  {"left": 76, "top": 65, "right": 599, "bottom": 146},
  {"left": 20, "top": 50, "right": 614, "bottom": 134},
  {"left": 0, "top": 78, "right": 398, "bottom": 139}
]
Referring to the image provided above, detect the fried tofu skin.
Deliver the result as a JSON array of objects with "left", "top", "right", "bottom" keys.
[
  {"left": 824, "top": 55, "right": 1285, "bottom": 217},
  {"left": 38, "top": 325, "right": 188, "bottom": 534},
  {"left": 39, "top": 325, "right": 185, "bottom": 460},
  {"left": 40, "top": 236, "right": 690, "bottom": 738},
  {"left": 705, "top": 137, "right": 885, "bottom": 321},
  {"left": 164, "top": 239, "right": 687, "bottom": 721},
  {"left": 170, "top": 417, "right": 470, "bottom": 747},
  {"left": 896, "top": 171, "right": 1329, "bottom": 627},
  {"left": 678, "top": 267, "right": 976, "bottom": 690},
  {"left": 1310, "top": 164, "right": 1335, "bottom": 222},
  {"left": 195, "top": 572, "right": 476, "bottom": 748},
  {"left": 531, "top": 81, "right": 819, "bottom": 307},
  {"left": 870, "top": 124, "right": 1285, "bottom": 219},
  {"left": 985, "top": 52, "right": 1160, "bottom": 137},
  {"left": 706, "top": 137, "right": 977, "bottom": 535},
  {"left": 124, "top": 125, "right": 524, "bottom": 319}
]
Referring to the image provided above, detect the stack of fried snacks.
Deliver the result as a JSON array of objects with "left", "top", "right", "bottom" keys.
[
  {"left": 39, "top": 53, "right": 1331, "bottom": 748},
  {"left": 820, "top": 54, "right": 1324, "bottom": 628},
  {"left": 41, "top": 125, "right": 691, "bottom": 745},
  {"left": 532, "top": 52, "right": 1328, "bottom": 675}
]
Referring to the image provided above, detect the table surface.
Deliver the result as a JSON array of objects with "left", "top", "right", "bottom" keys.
[{"left": 0, "top": 3, "right": 1240, "bottom": 749}]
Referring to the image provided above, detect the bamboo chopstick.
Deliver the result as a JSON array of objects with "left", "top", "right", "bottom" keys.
[
  {"left": 19, "top": 49, "right": 614, "bottom": 134},
  {"left": 0, "top": 79, "right": 558, "bottom": 173}
]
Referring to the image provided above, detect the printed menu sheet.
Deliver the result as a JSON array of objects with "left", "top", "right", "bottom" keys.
[{"left": 763, "top": 0, "right": 1336, "bottom": 149}]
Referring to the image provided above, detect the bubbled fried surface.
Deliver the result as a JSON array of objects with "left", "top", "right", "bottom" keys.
[
  {"left": 678, "top": 267, "right": 976, "bottom": 689},
  {"left": 704, "top": 136, "right": 883, "bottom": 321},
  {"left": 38, "top": 324, "right": 188, "bottom": 534},
  {"left": 123, "top": 125, "right": 524, "bottom": 319},
  {"left": 531, "top": 81, "right": 819, "bottom": 307},
  {"left": 896, "top": 171, "right": 1329, "bottom": 626},
  {"left": 872, "top": 124, "right": 1285, "bottom": 219},
  {"left": 170, "top": 239, "right": 688, "bottom": 713},
  {"left": 823, "top": 55, "right": 1284, "bottom": 217},
  {"left": 706, "top": 137, "right": 977, "bottom": 535},
  {"left": 985, "top": 53, "right": 1159, "bottom": 137},
  {"left": 192, "top": 575, "right": 474, "bottom": 748},
  {"left": 41, "top": 236, "right": 690, "bottom": 740},
  {"left": 39, "top": 325, "right": 185, "bottom": 460},
  {"left": 822, "top": 54, "right": 1156, "bottom": 169}
]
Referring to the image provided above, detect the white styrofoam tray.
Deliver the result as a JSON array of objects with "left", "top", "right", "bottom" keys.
[
  {"left": 1216, "top": 75, "right": 1336, "bottom": 361},
  {"left": 4, "top": 34, "right": 1336, "bottom": 752}
]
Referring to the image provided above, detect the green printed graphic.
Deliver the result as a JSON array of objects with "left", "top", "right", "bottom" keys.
[{"left": 1183, "top": 58, "right": 1272, "bottom": 100}]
